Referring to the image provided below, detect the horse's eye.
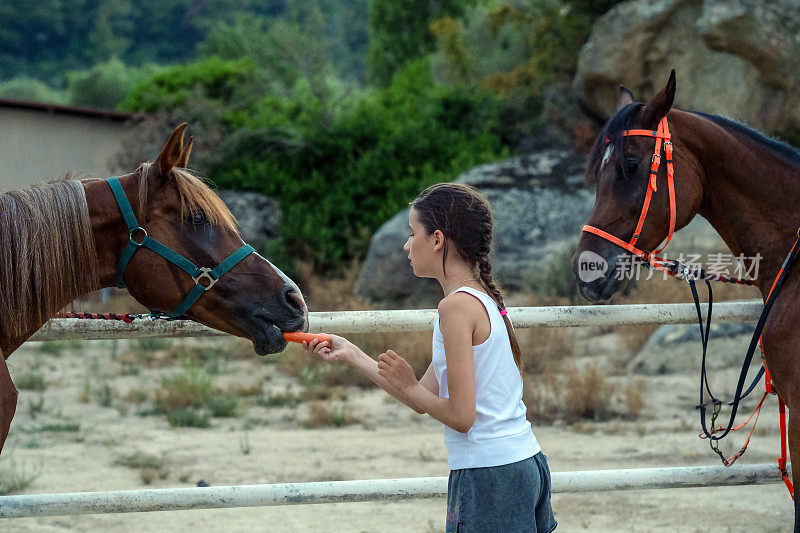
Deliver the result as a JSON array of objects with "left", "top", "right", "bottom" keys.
[
  {"left": 190, "top": 212, "right": 208, "bottom": 226},
  {"left": 623, "top": 158, "right": 640, "bottom": 174}
]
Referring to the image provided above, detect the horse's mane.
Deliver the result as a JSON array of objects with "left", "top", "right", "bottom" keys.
[
  {"left": 0, "top": 178, "right": 100, "bottom": 339},
  {"left": 135, "top": 163, "right": 238, "bottom": 232},
  {"left": 691, "top": 111, "right": 800, "bottom": 167}
]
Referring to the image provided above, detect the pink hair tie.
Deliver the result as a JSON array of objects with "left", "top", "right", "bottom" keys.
[{"left": 500, "top": 310, "right": 508, "bottom": 317}]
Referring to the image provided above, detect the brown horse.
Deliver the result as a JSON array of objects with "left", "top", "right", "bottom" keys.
[
  {"left": 572, "top": 71, "right": 800, "bottom": 528},
  {"left": 0, "top": 124, "right": 308, "bottom": 455}
]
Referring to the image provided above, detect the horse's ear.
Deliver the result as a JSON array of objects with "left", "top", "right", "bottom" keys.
[
  {"left": 176, "top": 136, "right": 193, "bottom": 168},
  {"left": 617, "top": 86, "right": 635, "bottom": 111},
  {"left": 156, "top": 123, "right": 188, "bottom": 178},
  {"left": 641, "top": 70, "right": 676, "bottom": 128}
]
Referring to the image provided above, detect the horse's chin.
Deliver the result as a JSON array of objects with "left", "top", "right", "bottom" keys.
[
  {"left": 252, "top": 325, "right": 288, "bottom": 356},
  {"left": 578, "top": 276, "right": 627, "bottom": 303}
]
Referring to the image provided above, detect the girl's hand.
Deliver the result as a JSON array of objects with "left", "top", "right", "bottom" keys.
[
  {"left": 377, "top": 350, "right": 418, "bottom": 392},
  {"left": 302, "top": 334, "right": 351, "bottom": 363}
]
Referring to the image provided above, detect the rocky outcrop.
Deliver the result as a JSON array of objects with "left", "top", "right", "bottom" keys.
[
  {"left": 354, "top": 151, "right": 593, "bottom": 305},
  {"left": 218, "top": 190, "right": 281, "bottom": 253},
  {"left": 575, "top": 0, "right": 800, "bottom": 133},
  {"left": 628, "top": 322, "right": 760, "bottom": 375}
]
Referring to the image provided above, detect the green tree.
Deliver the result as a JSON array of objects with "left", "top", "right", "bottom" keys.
[
  {"left": 0, "top": 0, "right": 131, "bottom": 83},
  {"left": 366, "top": 0, "right": 477, "bottom": 86}
]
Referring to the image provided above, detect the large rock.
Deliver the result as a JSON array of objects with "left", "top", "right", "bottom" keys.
[
  {"left": 218, "top": 190, "right": 281, "bottom": 253},
  {"left": 575, "top": 0, "right": 800, "bottom": 132},
  {"left": 354, "top": 151, "right": 594, "bottom": 305},
  {"left": 628, "top": 322, "right": 759, "bottom": 375}
]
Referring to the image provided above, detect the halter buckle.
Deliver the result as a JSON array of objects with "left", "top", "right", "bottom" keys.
[{"left": 193, "top": 267, "right": 218, "bottom": 290}]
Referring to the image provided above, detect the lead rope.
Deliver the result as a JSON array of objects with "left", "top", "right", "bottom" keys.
[{"left": 683, "top": 232, "right": 800, "bottom": 499}]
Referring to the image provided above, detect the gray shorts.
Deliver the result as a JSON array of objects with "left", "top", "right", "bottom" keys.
[{"left": 446, "top": 452, "right": 557, "bottom": 532}]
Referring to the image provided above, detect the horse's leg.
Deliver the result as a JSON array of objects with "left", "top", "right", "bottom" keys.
[
  {"left": 0, "top": 350, "right": 18, "bottom": 454},
  {"left": 788, "top": 401, "right": 800, "bottom": 532}
]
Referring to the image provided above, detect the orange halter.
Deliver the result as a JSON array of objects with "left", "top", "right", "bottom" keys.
[{"left": 582, "top": 116, "right": 676, "bottom": 275}]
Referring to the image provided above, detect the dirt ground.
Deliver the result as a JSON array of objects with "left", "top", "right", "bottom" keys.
[{"left": 0, "top": 333, "right": 794, "bottom": 533}]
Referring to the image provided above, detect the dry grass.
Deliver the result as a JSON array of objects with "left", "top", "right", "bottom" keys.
[
  {"left": 563, "top": 363, "right": 612, "bottom": 422},
  {"left": 616, "top": 324, "right": 660, "bottom": 357},
  {"left": 622, "top": 378, "right": 647, "bottom": 420},
  {"left": 115, "top": 452, "right": 170, "bottom": 485},
  {"left": 304, "top": 402, "right": 359, "bottom": 428},
  {"left": 224, "top": 381, "right": 264, "bottom": 397},
  {"left": 523, "top": 368, "right": 563, "bottom": 424},
  {"left": 295, "top": 260, "right": 368, "bottom": 312},
  {"left": 517, "top": 327, "right": 574, "bottom": 375},
  {"left": 524, "top": 365, "right": 649, "bottom": 424}
]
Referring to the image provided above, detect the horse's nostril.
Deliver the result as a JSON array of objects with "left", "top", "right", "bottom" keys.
[{"left": 283, "top": 287, "right": 305, "bottom": 313}]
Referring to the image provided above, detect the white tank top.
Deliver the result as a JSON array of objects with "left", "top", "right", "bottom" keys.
[{"left": 432, "top": 286, "right": 540, "bottom": 470}]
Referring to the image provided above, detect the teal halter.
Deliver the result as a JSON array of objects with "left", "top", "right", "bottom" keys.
[{"left": 107, "top": 177, "right": 255, "bottom": 320}]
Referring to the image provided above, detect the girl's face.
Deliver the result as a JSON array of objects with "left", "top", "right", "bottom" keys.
[{"left": 404, "top": 208, "right": 438, "bottom": 278}]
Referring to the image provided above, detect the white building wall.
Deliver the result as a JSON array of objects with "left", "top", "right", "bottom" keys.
[{"left": 0, "top": 104, "right": 131, "bottom": 190}]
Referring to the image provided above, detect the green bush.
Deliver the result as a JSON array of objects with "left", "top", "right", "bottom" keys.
[
  {"left": 14, "top": 372, "right": 46, "bottom": 391},
  {"left": 121, "top": 55, "right": 510, "bottom": 272},
  {"left": 135, "top": 338, "right": 172, "bottom": 353},
  {"left": 213, "top": 59, "right": 509, "bottom": 270},
  {"left": 119, "top": 57, "right": 257, "bottom": 113},
  {"left": 166, "top": 407, "right": 212, "bottom": 428},
  {"left": 0, "top": 77, "right": 67, "bottom": 104},
  {"left": 66, "top": 59, "right": 158, "bottom": 109},
  {"left": 525, "top": 245, "right": 581, "bottom": 304},
  {"left": 37, "top": 340, "right": 84, "bottom": 356},
  {"left": 154, "top": 368, "right": 213, "bottom": 413},
  {"left": 206, "top": 394, "right": 240, "bottom": 418},
  {"left": 153, "top": 366, "right": 240, "bottom": 426},
  {"left": 0, "top": 458, "right": 40, "bottom": 496}
]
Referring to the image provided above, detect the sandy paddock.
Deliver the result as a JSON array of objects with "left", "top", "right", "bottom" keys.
[{"left": 0, "top": 334, "right": 793, "bottom": 533}]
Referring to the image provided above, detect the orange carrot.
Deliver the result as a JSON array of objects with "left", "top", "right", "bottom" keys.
[{"left": 283, "top": 332, "right": 331, "bottom": 345}]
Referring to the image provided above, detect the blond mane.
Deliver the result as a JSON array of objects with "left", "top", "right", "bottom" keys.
[
  {"left": 135, "top": 163, "right": 238, "bottom": 232},
  {"left": 0, "top": 178, "right": 100, "bottom": 339}
]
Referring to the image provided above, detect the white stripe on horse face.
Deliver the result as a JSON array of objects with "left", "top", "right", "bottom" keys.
[
  {"left": 257, "top": 252, "right": 300, "bottom": 294},
  {"left": 602, "top": 145, "right": 614, "bottom": 170}
]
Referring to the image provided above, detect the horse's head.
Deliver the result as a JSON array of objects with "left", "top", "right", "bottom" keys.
[
  {"left": 572, "top": 71, "right": 704, "bottom": 301},
  {"left": 92, "top": 124, "right": 307, "bottom": 355}
]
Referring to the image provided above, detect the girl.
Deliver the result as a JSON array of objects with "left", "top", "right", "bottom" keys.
[{"left": 303, "top": 183, "right": 556, "bottom": 532}]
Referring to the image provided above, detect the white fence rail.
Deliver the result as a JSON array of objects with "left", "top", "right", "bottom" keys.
[
  {"left": 3, "top": 299, "right": 775, "bottom": 520},
  {"left": 30, "top": 300, "right": 763, "bottom": 341},
  {"left": 0, "top": 464, "right": 785, "bottom": 519}
]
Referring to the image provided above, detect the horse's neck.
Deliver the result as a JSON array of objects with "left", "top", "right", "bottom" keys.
[
  {"left": 84, "top": 175, "right": 138, "bottom": 288},
  {"left": 683, "top": 113, "right": 800, "bottom": 292}
]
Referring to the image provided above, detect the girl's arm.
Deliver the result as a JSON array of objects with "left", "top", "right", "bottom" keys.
[
  {"left": 418, "top": 363, "right": 439, "bottom": 395},
  {"left": 379, "top": 295, "right": 477, "bottom": 433},
  {"left": 304, "top": 336, "right": 426, "bottom": 414}
]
